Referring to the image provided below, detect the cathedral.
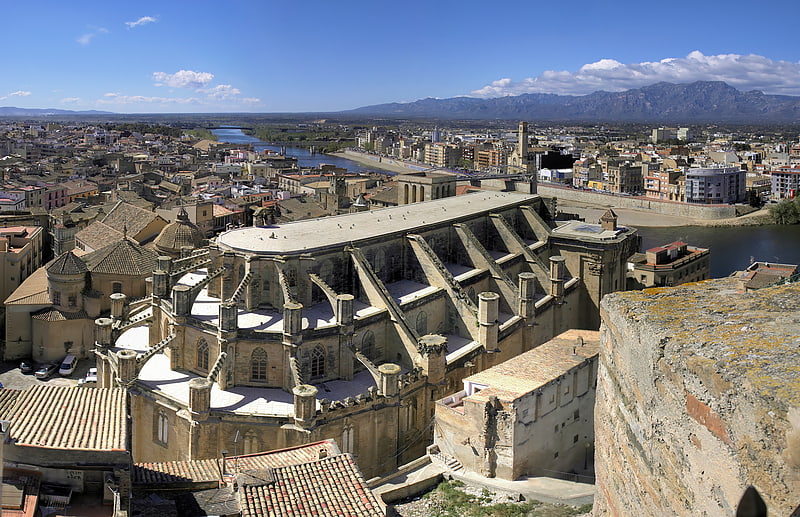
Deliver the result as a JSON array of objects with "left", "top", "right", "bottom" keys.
[{"left": 94, "top": 191, "right": 639, "bottom": 478}]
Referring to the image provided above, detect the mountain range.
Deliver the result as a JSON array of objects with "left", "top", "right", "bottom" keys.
[
  {"left": 346, "top": 81, "right": 800, "bottom": 123},
  {"left": 0, "top": 107, "right": 113, "bottom": 116}
]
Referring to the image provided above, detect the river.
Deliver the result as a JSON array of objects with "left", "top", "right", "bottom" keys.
[
  {"left": 211, "top": 127, "right": 379, "bottom": 173},
  {"left": 637, "top": 224, "right": 800, "bottom": 279}
]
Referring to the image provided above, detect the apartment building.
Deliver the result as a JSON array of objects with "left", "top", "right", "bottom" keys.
[
  {"left": 770, "top": 166, "right": 800, "bottom": 199},
  {"left": 685, "top": 166, "right": 745, "bottom": 204}
]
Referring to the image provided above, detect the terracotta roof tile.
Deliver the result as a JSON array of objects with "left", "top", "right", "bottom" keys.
[
  {"left": 3, "top": 386, "right": 128, "bottom": 451},
  {"left": 82, "top": 237, "right": 158, "bottom": 275},
  {"left": 45, "top": 251, "right": 88, "bottom": 275},
  {"left": 102, "top": 201, "right": 164, "bottom": 237},
  {"left": 239, "top": 454, "right": 384, "bottom": 517},
  {"left": 4, "top": 267, "right": 50, "bottom": 305}
]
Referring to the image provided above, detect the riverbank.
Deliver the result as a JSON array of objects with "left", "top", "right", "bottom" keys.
[
  {"left": 330, "top": 151, "right": 419, "bottom": 175},
  {"left": 557, "top": 198, "right": 773, "bottom": 228}
]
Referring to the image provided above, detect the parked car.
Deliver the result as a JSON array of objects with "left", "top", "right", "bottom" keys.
[
  {"left": 35, "top": 363, "right": 58, "bottom": 380},
  {"left": 78, "top": 368, "right": 97, "bottom": 386},
  {"left": 19, "top": 360, "right": 35, "bottom": 374},
  {"left": 59, "top": 355, "right": 78, "bottom": 377}
]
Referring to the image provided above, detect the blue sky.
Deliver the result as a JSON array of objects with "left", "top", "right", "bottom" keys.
[{"left": 3, "top": 0, "right": 800, "bottom": 113}]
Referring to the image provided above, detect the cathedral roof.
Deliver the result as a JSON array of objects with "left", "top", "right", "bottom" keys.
[
  {"left": 46, "top": 251, "right": 89, "bottom": 275},
  {"left": 154, "top": 207, "right": 205, "bottom": 255},
  {"left": 83, "top": 237, "right": 158, "bottom": 276}
]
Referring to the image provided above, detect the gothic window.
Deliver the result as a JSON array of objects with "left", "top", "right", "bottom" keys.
[
  {"left": 361, "top": 331, "right": 375, "bottom": 361},
  {"left": 286, "top": 267, "right": 297, "bottom": 287},
  {"left": 342, "top": 423, "right": 354, "bottom": 454},
  {"left": 251, "top": 347, "right": 268, "bottom": 381},
  {"left": 415, "top": 311, "right": 428, "bottom": 336},
  {"left": 310, "top": 345, "right": 325, "bottom": 379},
  {"left": 374, "top": 249, "right": 386, "bottom": 276},
  {"left": 243, "top": 430, "right": 259, "bottom": 455},
  {"left": 196, "top": 339, "right": 209, "bottom": 371},
  {"left": 112, "top": 282, "right": 123, "bottom": 294},
  {"left": 155, "top": 410, "right": 169, "bottom": 446}
]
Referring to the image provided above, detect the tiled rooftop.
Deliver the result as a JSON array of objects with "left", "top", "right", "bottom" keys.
[
  {"left": 82, "top": 237, "right": 159, "bottom": 275},
  {"left": 238, "top": 454, "right": 383, "bottom": 517},
  {"left": 1, "top": 385, "right": 128, "bottom": 451},
  {"left": 465, "top": 329, "right": 600, "bottom": 402}
]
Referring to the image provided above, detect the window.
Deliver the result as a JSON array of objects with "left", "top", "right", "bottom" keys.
[
  {"left": 68, "top": 295, "right": 77, "bottom": 307},
  {"left": 52, "top": 291, "right": 61, "bottom": 305},
  {"left": 251, "top": 347, "right": 268, "bottom": 381},
  {"left": 573, "top": 434, "right": 579, "bottom": 444},
  {"left": 310, "top": 346, "right": 326, "bottom": 379},
  {"left": 156, "top": 410, "right": 169, "bottom": 446},
  {"left": 361, "top": 331, "right": 375, "bottom": 361},
  {"left": 574, "top": 409, "right": 580, "bottom": 421},
  {"left": 243, "top": 430, "right": 259, "bottom": 455},
  {"left": 415, "top": 311, "right": 428, "bottom": 336},
  {"left": 112, "top": 282, "right": 123, "bottom": 294},
  {"left": 196, "top": 339, "right": 209, "bottom": 371},
  {"left": 342, "top": 423, "right": 354, "bottom": 454}
]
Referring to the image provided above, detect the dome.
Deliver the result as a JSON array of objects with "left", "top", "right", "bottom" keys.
[
  {"left": 154, "top": 207, "right": 205, "bottom": 256},
  {"left": 46, "top": 251, "right": 88, "bottom": 276}
]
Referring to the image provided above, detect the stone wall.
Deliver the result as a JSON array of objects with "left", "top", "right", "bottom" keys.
[
  {"left": 594, "top": 279, "right": 800, "bottom": 516},
  {"left": 539, "top": 185, "right": 737, "bottom": 220}
]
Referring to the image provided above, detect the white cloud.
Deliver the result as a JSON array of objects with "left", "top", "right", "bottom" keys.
[
  {"left": 199, "top": 84, "right": 241, "bottom": 100},
  {"left": 77, "top": 27, "right": 109, "bottom": 45},
  {"left": 153, "top": 70, "right": 214, "bottom": 89},
  {"left": 471, "top": 52, "right": 800, "bottom": 97},
  {"left": 60, "top": 97, "right": 82, "bottom": 104},
  {"left": 0, "top": 90, "right": 32, "bottom": 100},
  {"left": 125, "top": 16, "right": 157, "bottom": 28}
]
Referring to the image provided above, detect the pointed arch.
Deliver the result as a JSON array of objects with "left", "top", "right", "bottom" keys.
[
  {"left": 251, "top": 347, "right": 268, "bottom": 381},
  {"left": 196, "top": 338, "right": 209, "bottom": 371}
]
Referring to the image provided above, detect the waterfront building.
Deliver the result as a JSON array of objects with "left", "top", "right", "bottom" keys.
[
  {"left": 94, "top": 192, "right": 639, "bottom": 478},
  {"left": 685, "top": 166, "right": 745, "bottom": 204},
  {"left": 769, "top": 166, "right": 800, "bottom": 200},
  {"left": 626, "top": 241, "right": 710, "bottom": 289}
]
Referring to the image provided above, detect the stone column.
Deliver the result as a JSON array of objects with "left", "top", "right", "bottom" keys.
[
  {"left": 152, "top": 269, "right": 169, "bottom": 298},
  {"left": 245, "top": 256, "right": 260, "bottom": 311},
  {"left": 417, "top": 334, "right": 447, "bottom": 384},
  {"left": 110, "top": 293, "right": 127, "bottom": 320},
  {"left": 292, "top": 384, "right": 318, "bottom": 429},
  {"left": 478, "top": 292, "right": 500, "bottom": 353},
  {"left": 94, "top": 317, "right": 113, "bottom": 347},
  {"left": 172, "top": 285, "right": 191, "bottom": 316},
  {"left": 220, "top": 251, "right": 236, "bottom": 301},
  {"left": 378, "top": 363, "right": 401, "bottom": 397},
  {"left": 188, "top": 378, "right": 212, "bottom": 421},
  {"left": 337, "top": 294, "right": 354, "bottom": 380},
  {"left": 219, "top": 302, "right": 238, "bottom": 333},
  {"left": 116, "top": 349, "right": 138, "bottom": 386},
  {"left": 550, "top": 255, "right": 566, "bottom": 301},
  {"left": 283, "top": 302, "right": 303, "bottom": 347}
]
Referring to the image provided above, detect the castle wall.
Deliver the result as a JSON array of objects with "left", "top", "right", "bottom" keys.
[{"left": 594, "top": 280, "right": 800, "bottom": 516}]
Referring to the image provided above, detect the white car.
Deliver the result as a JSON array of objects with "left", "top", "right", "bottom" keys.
[
  {"left": 78, "top": 368, "right": 97, "bottom": 386},
  {"left": 59, "top": 355, "right": 78, "bottom": 377}
]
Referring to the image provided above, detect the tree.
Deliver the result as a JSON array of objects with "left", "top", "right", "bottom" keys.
[{"left": 769, "top": 198, "right": 800, "bottom": 224}]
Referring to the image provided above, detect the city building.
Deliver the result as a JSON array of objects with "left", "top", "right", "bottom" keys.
[
  {"left": 423, "top": 142, "right": 461, "bottom": 169},
  {"left": 769, "top": 166, "right": 800, "bottom": 200},
  {"left": 626, "top": 241, "right": 710, "bottom": 289},
  {"left": 434, "top": 329, "right": 599, "bottom": 481},
  {"left": 94, "top": 191, "right": 639, "bottom": 479},
  {"left": 0, "top": 225, "right": 43, "bottom": 304},
  {"left": 397, "top": 171, "right": 457, "bottom": 204},
  {"left": 685, "top": 166, "right": 746, "bottom": 204},
  {"left": 730, "top": 261, "right": 798, "bottom": 291},
  {"left": 0, "top": 385, "right": 131, "bottom": 514}
]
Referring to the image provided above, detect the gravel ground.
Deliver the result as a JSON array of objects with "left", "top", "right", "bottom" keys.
[{"left": 391, "top": 480, "right": 592, "bottom": 517}]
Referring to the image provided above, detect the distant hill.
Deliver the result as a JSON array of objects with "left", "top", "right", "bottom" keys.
[
  {"left": 345, "top": 81, "right": 800, "bottom": 123},
  {"left": 0, "top": 107, "right": 114, "bottom": 116}
]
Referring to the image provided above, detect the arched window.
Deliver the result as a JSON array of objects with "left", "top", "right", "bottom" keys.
[
  {"left": 415, "top": 311, "right": 428, "bottom": 336},
  {"left": 238, "top": 264, "right": 246, "bottom": 283},
  {"left": 112, "top": 282, "right": 123, "bottom": 294},
  {"left": 361, "top": 330, "right": 375, "bottom": 361},
  {"left": 196, "top": 339, "right": 209, "bottom": 371},
  {"left": 243, "top": 430, "right": 259, "bottom": 455},
  {"left": 156, "top": 410, "right": 169, "bottom": 445},
  {"left": 251, "top": 347, "right": 268, "bottom": 381},
  {"left": 342, "top": 422, "right": 354, "bottom": 454},
  {"left": 310, "top": 346, "right": 325, "bottom": 379}
]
